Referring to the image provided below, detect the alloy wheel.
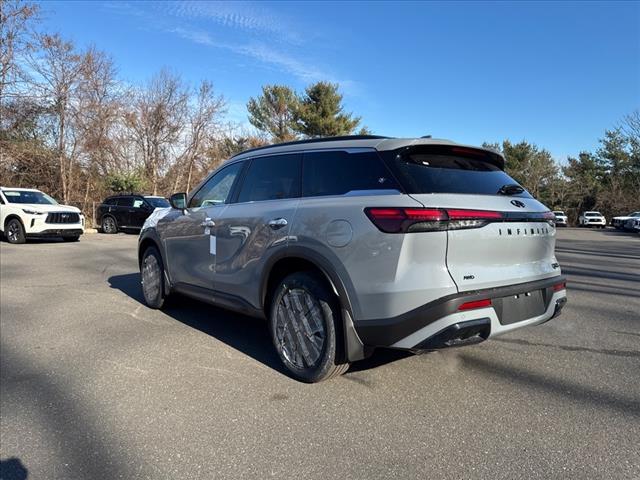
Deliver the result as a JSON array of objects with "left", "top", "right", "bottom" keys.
[
  {"left": 7, "top": 222, "right": 19, "bottom": 242},
  {"left": 141, "top": 253, "right": 161, "bottom": 303},
  {"left": 103, "top": 217, "right": 116, "bottom": 233},
  {"left": 274, "top": 288, "right": 326, "bottom": 370}
]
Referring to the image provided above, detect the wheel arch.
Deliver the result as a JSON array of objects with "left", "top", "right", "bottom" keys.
[
  {"left": 101, "top": 213, "right": 118, "bottom": 228},
  {"left": 138, "top": 231, "right": 171, "bottom": 295},
  {"left": 260, "top": 247, "right": 369, "bottom": 363},
  {"left": 4, "top": 214, "right": 25, "bottom": 230}
]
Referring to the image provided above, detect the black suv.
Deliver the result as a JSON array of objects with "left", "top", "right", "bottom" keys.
[{"left": 97, "top": 195, "right": 169, "bottom": 233}]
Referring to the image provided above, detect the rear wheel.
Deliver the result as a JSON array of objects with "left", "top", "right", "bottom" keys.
[
  {"left": 102, "top": 215, "right": 117, "bottom": 234},
  {"left": 141, "top": 246, "right": 166, "bottom": 309},
  {"left": 269, "top": 271, "right": 349, "bottom": 383},
  {"left": 5, "top": 219, "right": 26, "bottom": 244}
]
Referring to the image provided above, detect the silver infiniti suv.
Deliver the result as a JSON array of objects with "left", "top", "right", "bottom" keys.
[{"left": 138, "top": 136, "right": 567, "bottom": 382}]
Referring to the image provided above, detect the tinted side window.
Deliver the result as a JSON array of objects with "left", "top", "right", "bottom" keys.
[
  {"left": 0, "top": 195, "right": 5, "bottom": 205},
  {"left": 302, "top": 150, "right": 399, "bottom": 197},
  {"left": 103, "top": 198, "right": 117, "bottom": 205},
  {"left": 189, "top": 161, "right": 244, "bottom": 208},
  {"left": 116, "top": 197, "right": 133, "bottom": 207},
  {"left": 237, "top": 154, "right": 301, "bottom": 203}
]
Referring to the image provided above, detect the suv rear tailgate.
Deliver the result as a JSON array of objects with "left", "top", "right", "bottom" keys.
[
  {"left": 411, "top": 194, "right": 558, "bottom": 292},
  {"left": 380, "top": 144, "right": 560, "bottom": 293}
]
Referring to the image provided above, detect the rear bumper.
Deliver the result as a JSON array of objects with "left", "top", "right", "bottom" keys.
[{"left": 354, "top": 276, "right": 567, "bottom": 350}]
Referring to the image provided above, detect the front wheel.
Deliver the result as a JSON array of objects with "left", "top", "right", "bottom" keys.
[
  {"left": 5, "top": 219, "right": 26, "bottom": 244},
  {"left": 269, "top": 271, "right": 350, "bottom": 383},
  {"left": 101, "top": 216, "right": 117, "bottom": 234},
  {"left": 141, "top": 246, "right": 167, "bottom": 309}
]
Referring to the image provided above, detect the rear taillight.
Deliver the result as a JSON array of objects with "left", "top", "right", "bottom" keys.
[
  {"left": 458, "top": 299, "right": 492, "bottom": 311},
  {"left": 553, "top": 281, "right": 566, "bottom": 291},
  {"left": 364, "top": 207, "right": 503, "bottom": 233},
  {"left": 365, "top": 207, "right": 557, "bottom": 233},
  {"left": 542, "top": 211, "right": 556, "bottom": 227}
]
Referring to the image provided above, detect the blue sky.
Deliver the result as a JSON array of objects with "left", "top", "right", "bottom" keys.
[{"left": 38, "top": 1, "right": 639, "bottom": 161}]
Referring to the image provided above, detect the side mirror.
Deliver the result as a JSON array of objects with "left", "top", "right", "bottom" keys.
[{"left": 169, "top": 192, "right": 187, "bottom": 210}]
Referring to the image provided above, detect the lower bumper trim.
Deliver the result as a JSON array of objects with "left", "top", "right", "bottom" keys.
[
  {"left": 413, "top": 318, "right": 490, "bottom": 351},
  {"left": 26, "top": 229, "right": 83, "bottom": 237},
  {"left": 355, "top": 275, "right": 566, "bottom": 347}
]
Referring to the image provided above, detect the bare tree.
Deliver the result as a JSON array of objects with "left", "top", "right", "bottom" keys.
[
  {"left": 26, "top": 33, "right": 84, "bottom": 203},
  {"left": 74, "top": 47, "right": 121, "bottom": 210},
  {"left": 124, "top": 69, "right": 188, "bottom": 194},
  {"left": 171, "top": 80, "right": 226, "bottom": 192},
  {"left": 0, "top": 0, "right": 39, "bottom": 102}
]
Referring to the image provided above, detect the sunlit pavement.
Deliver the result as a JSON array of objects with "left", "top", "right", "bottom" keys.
[{"left": 1, "top": 228, "right": 639, "bottom": 479}]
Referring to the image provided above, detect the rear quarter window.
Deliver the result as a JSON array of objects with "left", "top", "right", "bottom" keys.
[
  {"left": 302, "top": 150, "right": 399, "bottom": 197},
  {"left": 237, "top": 154, "right": 301, "bottom": 203},
  {"left": 116, "top": 197, "right": 134, "bottom": 207},
  {"left": 382, "top": 145, "right": 531, "bottom": 197}
]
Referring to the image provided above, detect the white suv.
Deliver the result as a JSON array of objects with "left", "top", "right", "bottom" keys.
[
  {"left": 0, "top": 187, "right": 84, "bottom": 244},
  {"left": 578, "top": 211, "right": 606, "bottom": 228}
]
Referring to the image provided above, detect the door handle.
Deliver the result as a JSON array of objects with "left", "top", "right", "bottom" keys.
[
  {"left": 200, "top": 218, "right": 215, "bottom": 228},
  {"left": 268, "top": 218, "right": 288, "bottom": 230}
]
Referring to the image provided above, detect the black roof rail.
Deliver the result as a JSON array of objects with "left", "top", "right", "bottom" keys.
[{"left": 230, "top": 135, "right": 392, "bottom": 158}]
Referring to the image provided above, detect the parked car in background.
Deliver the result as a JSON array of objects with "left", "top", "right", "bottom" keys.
[
  {"left": 611, "top": 211, "right": 640, "bottom": 230},
  {"left": 0, "top": 187, "right": 84, "bottom": 244},
  {"left": 138, "top": 135, "right": 567, "bottom": 382},
  {"left": 553, "top": 210, "right": 568, "bottom": 227},
  {"left": 631, "top": 217, "right": 640, "bottom": 234},
  {"left": 97, "top": 194, "right": 170, "bottom": 233},
  {"left": 579, "top": 211, "right": 606, "bottom": 228}
]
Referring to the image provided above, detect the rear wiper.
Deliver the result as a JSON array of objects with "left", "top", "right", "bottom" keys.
[{"left": 497, "top": 184, "right": 525, "bottom": 195}]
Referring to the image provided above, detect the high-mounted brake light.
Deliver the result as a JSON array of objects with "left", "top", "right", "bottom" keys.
[
  {"left": 458, "top": 299, "right": 492, "bottom": 311},
  {"left": 450, "top": 147, "right": 486, "bottom": 158}
]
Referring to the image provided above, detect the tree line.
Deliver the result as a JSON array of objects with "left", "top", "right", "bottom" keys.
[{"left": 1, "top": 1, "right": 638, "bottom": 225}]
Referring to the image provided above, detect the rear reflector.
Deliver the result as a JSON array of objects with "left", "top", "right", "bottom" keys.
[
  {"left": 458, "top": 299, "right": 492, "bottom": 311},
  {"left": 553, "top": 282, "right": 566, "bottom": 291}
]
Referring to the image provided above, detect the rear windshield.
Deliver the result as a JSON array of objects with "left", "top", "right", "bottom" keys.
[
  {"left": 145, "top": 197, "right": 170, "bottom": 208},
  {"left": 382, "top": 145, "right": 531, "bottom": 198}
]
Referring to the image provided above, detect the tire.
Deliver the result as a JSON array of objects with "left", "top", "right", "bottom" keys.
[
  {"left": 101, "top": 215, "right": 117, "bottom": 234},
  {"left": 63, "top": 235, "right": 80, "bottom": 242},
  {"left": 5, "top": 218, "right": 26, "bottom": 244},
  {"left": 140, "top": 246, "right": 167, "bottom": 309},
  {"left": 269, "top": 271, "right": 350, "bottom": 383}
]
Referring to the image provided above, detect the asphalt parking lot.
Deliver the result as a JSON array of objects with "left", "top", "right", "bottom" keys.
[{"left": 1, "top": 228, "right": 639, "bottom": 479}]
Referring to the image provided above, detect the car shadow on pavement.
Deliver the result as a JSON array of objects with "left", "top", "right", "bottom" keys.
[
  {"left": 108, "top": 273, "right": 289, "bottom": 376},
  {"left": 0, "top": 458, "right": 28, "bottom": 480},
  {"left": 107, "top": 273, "right": 409, "bottom": 376}
]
